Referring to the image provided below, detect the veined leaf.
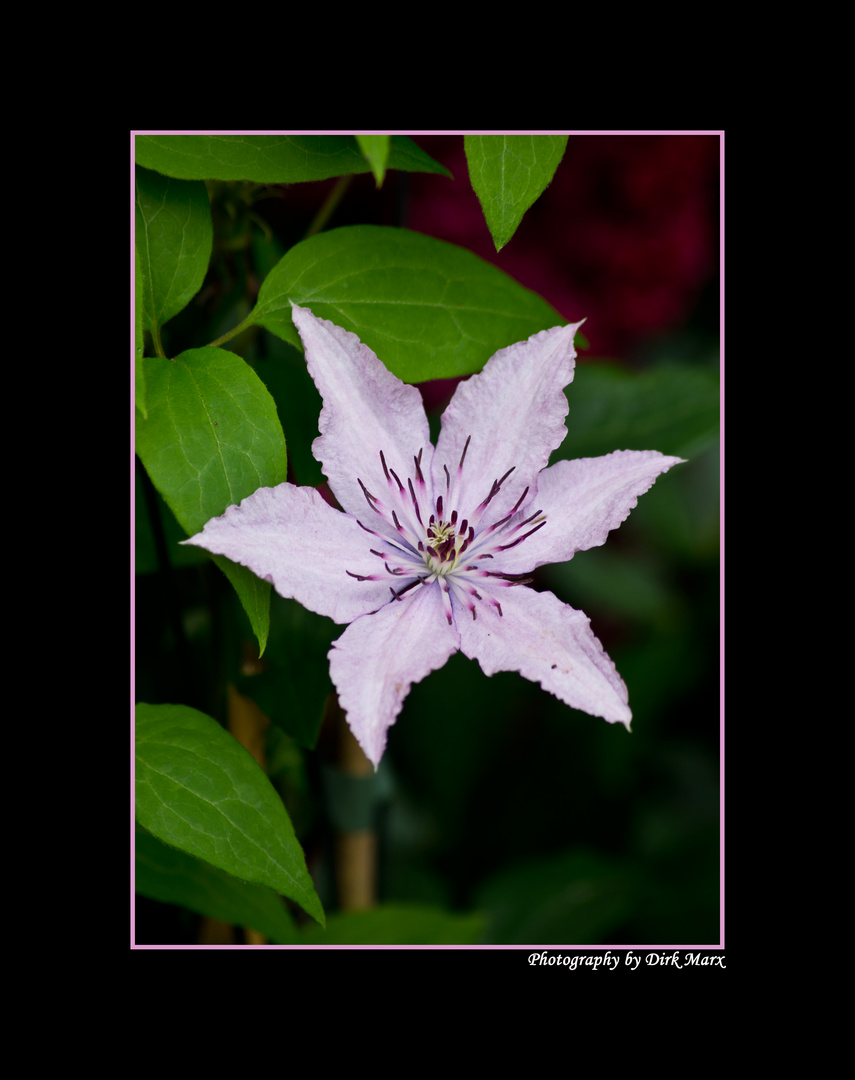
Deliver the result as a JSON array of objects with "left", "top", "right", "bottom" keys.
[
  {"left": 135, "top": 703, "right": 324, "bottom": 925},
  {"left": 134, "top": 133, "right": 450, "bottom": 183},
  {"left": 134, "top": 346, "right": 288, "bottom": 653},
  {"left": 135, "top": 827, "right": 300, "bottom": 943},
  {"left": 251, "top": 225, "right": 566, "bottom": 383},
  {"left": 135, "top": 166, "right": 212, "bottom": 337},
  {"left": 465, "top": 134, "right": 568, "bottom": 251}
]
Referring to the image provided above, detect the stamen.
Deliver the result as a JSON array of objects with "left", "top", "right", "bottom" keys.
[
  {"left": 389, "top": 578, "right": 427, "bottom": 602},
  {"left": 408, "top": 478, "right": 424, "bottom": 526},
  {"left": 438, "top": 577, "right": 454, "bottom": 625},
  {"left": 497, "top": 519, "right": 547, "bottom": 551},
  {"left": 459, "top": 435, "right": 471, "bottom": 469},
  {"left": 358, "top": 477, "right": 379, "bottom": 510},
  {"left": 413, "top": 449, "right": 424, "bottom": 484}
]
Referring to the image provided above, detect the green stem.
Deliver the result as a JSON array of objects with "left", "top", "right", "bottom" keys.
[
  {"left": 152, "top": 323, "right": 167, "bottom": 360},
  {"left": 207, "top": 176, "right": 352, "bottom": 350},
  {"left": 304, "top": 175, "right": 352, "bottom": 239},
  {"left": 207, "top": 311, "right": 257, "bottom": 349}
]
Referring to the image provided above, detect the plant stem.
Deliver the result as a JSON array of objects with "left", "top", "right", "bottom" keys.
[
  {"left": 207, "top": 311, "right": 257, "bottom": 349},
  {"left": 304, "top": 176, "right": 352, "bottom": 239}
]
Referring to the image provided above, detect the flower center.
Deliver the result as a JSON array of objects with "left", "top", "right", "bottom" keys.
[
  {"left": 349, "top": 436, "right": 546, "bottom": 625},
  {"left": 425, "top": 507, "right": 472, "bottom": 575}
]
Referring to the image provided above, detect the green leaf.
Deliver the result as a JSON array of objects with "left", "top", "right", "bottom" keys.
[
  {"left": 135, "top": 827, "right": 300, "bottom": 943},
  {"left": 134, "top": 134, "right": 450, "bottom": 183},
  {"left": 250, "top": 225, "right": 566, "bottom": 383},
  {"left": 135, "top": 703, "right": 324, "bottom": 925},
  {"left": 134, "top": 346, "right": 288, "bottom": 654},
  {"left": 299, "top": 903, "right": 486, "bottom": 945},
  {"left": 465, "top": 134, "right": 568, "bottom": 251},
  {"left": 135, "top": 245, "right": 146, "bottom": 417},
  {"left": 135, "top": 167, "right": 213, "bottom": 339},
  {"left": 355, "top": 134, "right": 390, "bottom": 187},
  {"left": 556, "top": 360, "right": 721, "bottom": 462}
]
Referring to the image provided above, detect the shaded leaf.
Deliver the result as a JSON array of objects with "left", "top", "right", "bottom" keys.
[
  {"left": 135, "top": 703, "right": 324, "bottom": 925},
  {"left": 135, "top": 244, "right": 146, "bottom": 417},
  {"left": 299, "top": 903, "right": 486, "bottom": 945},
  {"left": 135, "top": 827, "right": 300, "bottom": 943},
  {"left": 475, "top": 849, "right": 637, "bottom": 945},
  {"left": 557, "top": 360, "right": 720, "bottom": 462},
  {"left": 251, "top": 225, "right": 566, "bottom": 382},
  {"left": 465, "top": 134, "right": 568, "bottom": 251}
]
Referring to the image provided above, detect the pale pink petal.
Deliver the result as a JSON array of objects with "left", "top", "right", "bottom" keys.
[
  {"left": 328, "top": 583, "right": 461, "bottom": 767},
  {"left": 493, "top": 451, "right": 685, "bottom": 573},
  {"left": 432, "top": 322, "right": 583, "bottom": 522},
  {"left": 291, "top": 304, "right": 434, "bottom": 521},
  {"left": 456, "top": 585, "right": 632, "bottom": 726},
  {"left": 182, "top": 483, "right": 392, "bottom": 624}
]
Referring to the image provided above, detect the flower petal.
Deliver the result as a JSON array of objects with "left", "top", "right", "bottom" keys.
[
  {"left": 493, "top": 450, "right": 685, "bottom": 573},
  {"left": 432, "top": 322, "right": 582, "bottom": 521},
  {"left": 182, "top": 483, "right": 393, "bottom": 623},
  {"left": 456, "top": 585, "right": 631, "bottom": 726},
  {"left": 291, "top": 304, "right": 433, "bottom": 520},
  {"left": 328, "top": 582, "right": 460, "bottom": 767}
]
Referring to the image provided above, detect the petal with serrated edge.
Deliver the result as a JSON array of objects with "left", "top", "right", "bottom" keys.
[
  {"left": 456, "top": 584, "right": 631, "bottom": 727},
  {"left": 328, "top": 582, "right": 460, "bottom": 767},
  {"left": 432, "top": 322, "right": 582, "bottom": 522},
  {"left": 182, "top": 483, "right": 392, "bottom": 624},
  {"left": 494, "top": 450, "right": 685, "bottom": 573},
  {"left": 291, "top": 303, "right": 433, "bottom": 521}
]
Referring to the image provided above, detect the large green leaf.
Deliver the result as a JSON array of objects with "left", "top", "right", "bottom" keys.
[
  {"left": 135, "top": 703, "right": 324, "bottom": 925},
  {"left": 250, "top": 225, "right": 566, "bottom": 382},
  {"left": 134, "top": 134, "right": 450, "bottom": 183},
  {"left": 134, "top": 346, "right": 288, "bottom": 653},
  {"left": 465, "top": 134, "right": 568, "bottom": 251},
  {"left": 135, "top": 166, "right": 212, "bottom": 336},
  {"left": 135, "top": 827, "right": 300, "bottom": 943}
]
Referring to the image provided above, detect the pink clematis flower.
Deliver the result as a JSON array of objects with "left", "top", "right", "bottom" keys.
[{"left": 184, "top": 304, "right": 683, "bottom": 767}]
